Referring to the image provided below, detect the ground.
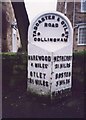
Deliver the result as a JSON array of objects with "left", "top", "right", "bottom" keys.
[
  {"left": 2, "top": 78, "right": 85, "bottom": 118},
  {"left": 2, "top": 53, "right": 85, "bottom": 118}
]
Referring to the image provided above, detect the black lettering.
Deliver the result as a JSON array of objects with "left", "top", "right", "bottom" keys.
[
  {"left": 56, "top": 23, "right": 58, "bottom": 27},
  {"left": 63, "top": 24, "right": 67, "bottom": 27},
  {"left": 44, "top": 23, "right": 47, "bottom": 27},
  {"left": 44, "top": 23, "right": 58, "bottom": 28},
  {"left": 54, "top": 38, "right": 56, "bottom": 42},
  {"left": 61, "top": 21, "right": 65, "bottom": 25},
  {"left": 36, "top": 23, "right": 39, "bottom": 26},
  {"left": 34, "top": 26, "right": 37, "bottom": 30},
  {"left": 55, "top": 72, "right": 71, "bottom": 79},
  {"left": 41, "top": 56, "right": 44, "bottom": 61},
  {"left": 46, "top": 81, "right": 49, "bottom": 87},
  {"left": 38, "top": 56, "right": 42, "bottom": 61},
  {"left": 43, "top": 73, "right": 46, "bottom": 79},
  {"left": 48, "top": 15, "right": 51, "bottom": 19},
  {"left": 41, "top": 17, "right": 45, "bottom": 22},
  {"left": 40, "top": 72, "right": 42, "bottom": 78},
  {"left": 62, "top": 33, "right": 65, "bottom": 37},
  {"left": 61, "top": 38, "right": 63, "bottom": 41},
  {"left": 38, "top": 38, "right": 40, "bottom": 41},
  {"left": 57, "top": 17, "right": 60, "bottom": 22},
  {"left": 33, "top": 31, "right": 36, "bottom": 34},
  {"left": 55, "top": 64, "right": 59, "bottom": 69},
  {"left": 38, "top": 20, "right": 42, "bottom": 24},
  {"left": 66, "top": 79, "right": 70, "bottom": 84},
  {"left": 28, "top": 56, "right": 30, "bottom": 60},
  {"left": 44, "top": 38, "right": 47, "bottom": 41},
  {"left": 60, "top": 63, "right": 70, "bottom": 68},
  {"left": 64, "top": 72, "right": 71, "bottom": 77},
  {"left": 35, "top": 63, "right": 37, "bottom": 68},
  {"left": 64, "top": 38, "right": 67, "bottom": 42},
  {"left": 59, "top": 80, "right": 65, "bottom": 85},
  {"left": 59, "top": 73, "right": 63, "bottom": 78},
  {"left": 48, "top": 56, "right": 51, "bottom": 62},
  {"left": 40, "top": 38, "right": 44, "bottom": 42},
  {"left": 48, "top": 23, "right": 51, "bottom": 27},
  {"left": 54, "top": 56, "right": 56, "bottom": 62},
  {"left": 67, "top": 63, "right": 70, "bottom": 68},
  {"left": 34, "top": 63, "right": 48, "bottom": 69},
  {"left": 55, "top": 73, "right": 58, "bottom": 79},
  {"left": 35, "top": 55, "right": 38, "bottom": 60},
  {"left": 52, "top": 15, "right": 55, "bottom": 19},
  {"left": 64, "top": 27, "right": 68, "bottom": 31},
  {"left": 31, "top": 63, "right": 33, "bottom": 67},
  {"left": 45, "top": 64, "right": 48, "bottom": 69},
  {"left": 56, "top": 81, "right": 58, "bottom": 86},
  {"left": 35, "top": 79, "right": 38, "bottom": 85},
  {"left": 33, "top": 34, "right": 36, "bottom": 37},
  {"left": 28, "top": 78, "right": 34, "bottom": 84},
  {"left": 43, "top": 80, "right": 45, "bottom": 86},
  {"left": 50, "top": 38, "right": 53, "bottom": 41},
  {"left": 28, "top": 55, "right": 51, "bottom": 62},
  {"left": 45, "top": 16, "right": 48, "bottom": 20},
  {"left": 65, "top": 31, "right": 69, "bottom": 34},
  {"left": 30, "top": 71, "right": 33, "bottom": 77},
  {"left": 34, "top": 37, "right": 37, "bottom": 41},
  {"left": 45, "top": 56, "right": 48, "bottom": 61},
  {"left": 34, "top": 80, "right": 49, "bottom": 87},
  {"left": 52, "top": 23, "right": 55, "bottom": 27},
  {"left": 60, "top": 81, "right": 62, "bottom": 85},
  {"left": 57, "top": 38, "right": 60, "bottom": 41},
  {"left": 65, "top": 35, "right": 68, "bottom": 38}
]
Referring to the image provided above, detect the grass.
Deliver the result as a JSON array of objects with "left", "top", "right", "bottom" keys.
[
  {"left": 0, "top": 50, "right": 86, "bottom": 56},
  {"left": 73, "top": 50, "right": 86, "bottom": 56}
]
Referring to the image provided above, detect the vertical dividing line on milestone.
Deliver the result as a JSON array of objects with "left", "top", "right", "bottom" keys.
[{"left": 50, "top": 52, "right": 54, "bottom": 100}]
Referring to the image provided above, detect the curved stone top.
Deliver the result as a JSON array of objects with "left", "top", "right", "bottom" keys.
[{"left": 28, "top": 11, "right": 73, "bottom": 52}]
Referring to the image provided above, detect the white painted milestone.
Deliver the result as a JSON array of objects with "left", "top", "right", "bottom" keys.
[{"left": 28, "top": 11, "right": 73, "bottom": 96}]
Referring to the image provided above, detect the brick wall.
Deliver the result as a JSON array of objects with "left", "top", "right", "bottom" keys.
[{"left": 57, "top": 1, "right": 86, "bottom": 52}]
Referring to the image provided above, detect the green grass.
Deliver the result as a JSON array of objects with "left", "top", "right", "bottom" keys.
[
  {"left": 1, "top": 50, "right": 86, "bottom": 55},
  {"left": 0, "top": 52, "right": 17, "bottom": 56},
  {"left": 73, "top": 50, "right": 86, "bottom": 56}
]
